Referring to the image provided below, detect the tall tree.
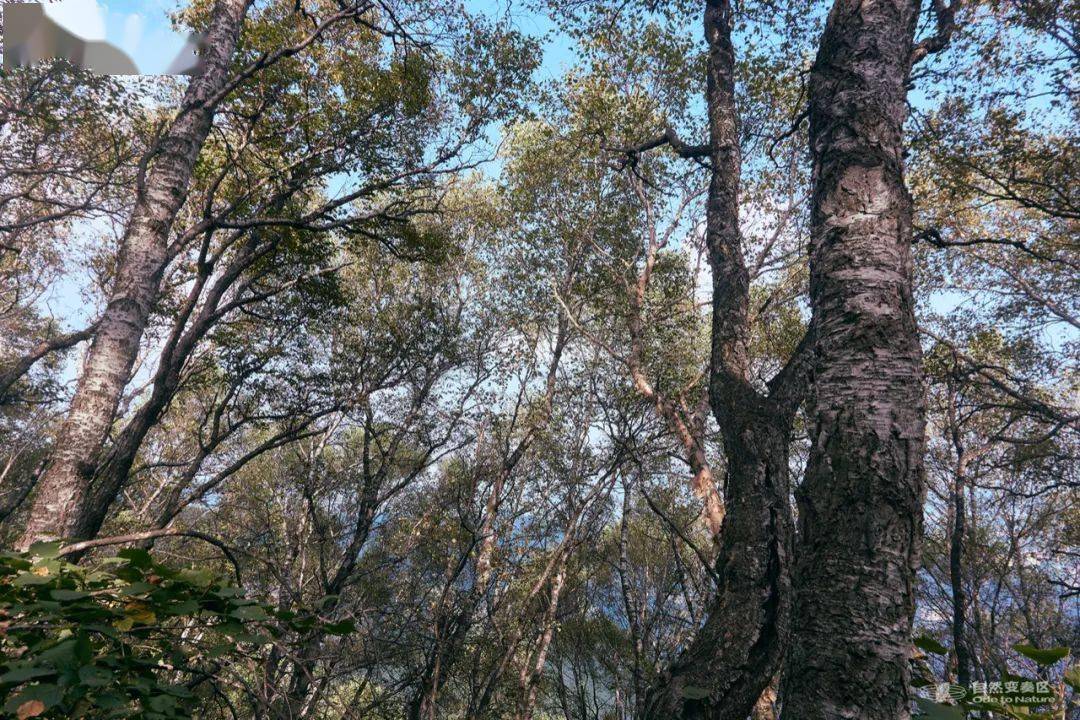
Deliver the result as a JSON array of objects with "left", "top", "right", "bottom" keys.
[
  {"left": 637, "top": 2, "right": 811, "bottom": 717},
  {"left": 781, "top": 1, "right": 935, "bottom": 718},
  {"left": 18, "top": 0, "right": 253, "bottom": 546}
]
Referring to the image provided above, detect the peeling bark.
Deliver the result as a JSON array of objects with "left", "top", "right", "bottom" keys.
[
  {"left": 641, "top": 2, "right": 804, "bottom": 718},
  {"left": 18, "top": 0, "right": 251, "bottom": 547},
  {"left": 781, "top": 2, "right": 926, "bottom": 719}
]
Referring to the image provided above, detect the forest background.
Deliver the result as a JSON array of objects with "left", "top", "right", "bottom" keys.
[{"left": 0, "top": 0, "right": 1076, "bottom": 719}]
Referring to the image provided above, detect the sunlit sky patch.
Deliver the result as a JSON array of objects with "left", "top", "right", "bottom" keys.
[{"left": 38, "top": 0, "right": 189, "bottom": 73}]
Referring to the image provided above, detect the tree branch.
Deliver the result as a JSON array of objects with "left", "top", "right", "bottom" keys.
[
  {"left": 0, "top": 322, "right": 98, "bottom": 403},
  {"left": 56, "top": 528, "right": 244, "bottom": 584},
  {"left": 607, "top": 127, "right": 711, "bottom": 169},
  {"left": 911, "top": 0, "right": 962, "bottom": 65}
]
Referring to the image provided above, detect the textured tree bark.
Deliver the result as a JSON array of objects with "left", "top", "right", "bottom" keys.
[
  {"left": 641, "top": 2, "right": 805, "bottom": 718},
  {"left": 644, "top": 421, "right": 793, "bottom": 720},
  {"left": 18, "top": 0, "right": 251, "bottom": 547},
  {"left": 950, "top": 465, "right": 970, "bottom": 687},
  {"left": 780, "top": 2, "right": 926, "bottom": 719},
  {"left": 70, "top": 235, "right": 263, "bottom": 542}
]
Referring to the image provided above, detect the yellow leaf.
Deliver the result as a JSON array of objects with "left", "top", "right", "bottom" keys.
[
  {"left": 31, "top": 567, "right": 49, "bottom": 577},
  {"left": 17, "top": 699, "right": 45, "bottom": 719},
  {"left": 124, "top": 602, "right": 156, "bottom": 625}
]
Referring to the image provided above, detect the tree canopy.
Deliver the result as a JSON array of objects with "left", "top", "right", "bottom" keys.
[{"left": 0, "top": 1, "right": 1076, "bottom": 719}]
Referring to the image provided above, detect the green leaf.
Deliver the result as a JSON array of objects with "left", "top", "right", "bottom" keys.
[
  {"left": 0, "top": 546, "right": 278, "bottom": 718},
  {"left": 915, "top": 636, "right": 950, "bottom": 655},
  {"left": 914, "top": 698, "right": 965, "bottom": 719},
  {"left": 26, "top": 542, "right": 63, "bottom": 559},
  {"left": 2, "top": 683, "right": 61, "bottom": 713},
  {"left": 232, "top": 631, "right": 270, "bottom": 644},
  {"left": 13, "top": 571, "right": 53, "bottom": 587},
  {"left": 178, "top": 568, "right": 214, "bottom": 587},
  {"left": 78, "top": 666, "right": 113, "bottom": 687},
  {"left": 230, "top": 605, "right": 269, "bottom": 621},
  {"left": 0, "top": 667, "right": 56, "bottom": 684},
  {"left": 1013, "top": 644, "right": 1070, "bottom": 666},
  {"left": 116, "top": 548, "right": 152, "bottom": 569},
  {"left": 92, "top": 692, "right": 127, "bottom": 710},
  {"left": 147, "top": 694, "right": 176, "bottom": 712},
  {"left": 73, "top": 632, "right": 92, "bottom": 663},
  {"left": 162, "top": 599, "right": 199, "bottom": 615},
  {"left": 323, "top": 619, "right": 356, "bottom": 636},
  {"left": 79, "top": 623, "right": 119, "bottom": 639},
  {"left": 119, "top": 581, "right": 155, "bottom": 596},
  {"left": 50, "top": 589, "right": 88, "bottom": 601},
  {"left": 36, "top": 638, "right": 77, "bottom": 665}
]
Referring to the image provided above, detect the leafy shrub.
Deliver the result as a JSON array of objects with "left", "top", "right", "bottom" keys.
[
  {"left": 913, "top": 635, "right": 1078, "bottom": 719},
  {"left": 0, "top": 542, "right": 350, "bottom": 719}
]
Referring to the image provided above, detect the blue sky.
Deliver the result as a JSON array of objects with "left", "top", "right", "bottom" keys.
[
  {"left": 36, "top": 0, "right": 575, "bottom": 78},
  {"left": 30, "top": 0, "right": 1076, "bottom": 357},
  {"left": 39, "top": 0, "right": 189, "bottom": 73}
]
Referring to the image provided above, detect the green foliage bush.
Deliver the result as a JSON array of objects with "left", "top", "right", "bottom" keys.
[
  {"left": 0, "top": 542, "right": 351, "bottom": 719},
  {"left": 913, "top": 635, "right": 1078, "bottom": 719}
]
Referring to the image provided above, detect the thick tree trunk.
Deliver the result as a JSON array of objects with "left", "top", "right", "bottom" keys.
[
  {"left": 18, "top": 0, "right": 250, "bottom": 548},
  {"left": 781, "top": 2, "right": 926, "bottom": 719},
  {"left": 643, "top": 421, "right": 793, "bottom": 720},
  {"left": 72, "top": 236, "right": 262, "bottom": 541},
  {"left": 641, "top": 2, "right": 804, "bottom": 718}
]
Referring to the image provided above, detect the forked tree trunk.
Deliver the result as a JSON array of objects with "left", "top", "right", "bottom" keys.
[
  {"left": 18, "top": 0, "right": 251, "bottom": 548},
  {"left": 641, "top": 1, "right": 805, "bottom": 718},
  {"left": 781, "top": 2, "right": 926, "bottom": 718},
  {"left": 644, "top": 421, "right": 794, "bottom": 720}
]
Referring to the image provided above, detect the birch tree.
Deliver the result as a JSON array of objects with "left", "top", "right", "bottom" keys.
[{"left": 19, "top": 0, "right": 254, "bottom": 546}]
